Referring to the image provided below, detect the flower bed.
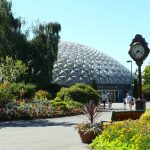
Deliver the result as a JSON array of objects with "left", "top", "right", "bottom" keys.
[
  {"left": 0, "top": 100, "right": 83, "bottom": 121},
  {"left": 90, "top": 109, "right": 150, "bottom": 150}
]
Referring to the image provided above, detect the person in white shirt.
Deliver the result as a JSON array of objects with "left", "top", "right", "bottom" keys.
[
  {"left": 101, "top": 92, "right": 107, "bottom": 109},
  {"left": 107, "top": 92, "right": 112, "bottom": 110},
  {"left": 127, "top": 93, "right": 133, "bottom": 110}
]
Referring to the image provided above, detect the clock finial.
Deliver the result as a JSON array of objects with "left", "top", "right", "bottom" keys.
[{"left": 130, "top": 34, "right": 148, "bottom": 48}]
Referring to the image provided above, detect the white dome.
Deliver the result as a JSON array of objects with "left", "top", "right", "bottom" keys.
[{"left": 52, "top": 41, "right": 131, "bottom": 86}]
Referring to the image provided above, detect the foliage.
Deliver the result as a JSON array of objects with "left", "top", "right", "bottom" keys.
[
  {"left": 90, "top": 111, "right": 150, "bottom": 150},
  {"left": 0, "top": 83, "right": 15, "bottom": 107},
  {"left": 56, "top": 83, "right": 99, "bottom": 104},
  {"left": 143, "top": 65, "right": 150, "bottom": 85},
  {"left": 76, "top": 123, "right": 102, "bottom": 135},
  {"left": 50, "top": 98, "right": 83, "bottom": 114},
  {"left": 48, "top": 83, "right": 62, "bottom": 99},
  {"left": 142, "top": 65, "right": 150, "bottom": 100},
  {"left": 8, "top": 82, "right": 36, "bottom": 99},
  {"left": 0, "top": 98, "right": 83, "bottom": 120},
  {"left": 55, "top": 87, "right": 70, "bottom": 100},
  {"left": 65, "top": 100, "right": 83, "bottom": 109},
  {"left": 1, "top": 101, "right": 53, "bottom": 120},
  {"left": 0, "top": 56, "right": 28, "bottom": 83},
  {"left": 91, "top": 80, "right": 98, "bottom": 90},
  {"left": 51, "top": 100, "right": 68, "bottom": 112},
  {"left": 142, "top": 84, "right": 150, "bottom": 101},
  {"left": 0, "top": 0, "right": 61, "bottom": 88},
  {"left": 75, "top": 100, "right": 102, "bottom": 135},
  {"left": 70, "top": 83, "right": 99, "bottom": 104},
  {"left": 140, "top": 109, "right": 150, "bottom": 122},
  {"left": 0, "top": 82, "right": 36, "bottom": 107},
  {"left": 51, "top": 99, "right": 83, "bottom": 109},
  {"left": 0, "top": 0, "right": 28, "bottom": 60},
  {"left": 34, "top": 90, "right": 51, "bottom": 101},
  {"left": 29, "top": 22, "right": 61, "bottom": 88}
]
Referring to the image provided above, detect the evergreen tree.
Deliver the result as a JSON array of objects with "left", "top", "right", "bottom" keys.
[{"left": 0, "top": 0, "right": 28, "bottom": 59}]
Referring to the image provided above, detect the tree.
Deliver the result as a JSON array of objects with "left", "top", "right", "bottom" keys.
[
  {"left": 0, "top": 0, "right": 28, "bottom": 59},
  {"left": 142, "top": 65, "right": 150, "bottom": 100},
  {"left": 142, "top": 65, "right": 150, "bottom": 85},
  {"left": 29, "top": 22, "right": 61, "bottom": 88},
  {"left": 0, "top": 56, "right": 28, "bottom": 83},
  {"left": 0, "top": 0, "right": 61, "bottom": 89},
  {"left": 91, "top": 80, "right": 98, "bottom": 90}
]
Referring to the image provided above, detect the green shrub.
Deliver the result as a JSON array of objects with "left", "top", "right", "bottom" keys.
[
  {"left": 140, "top": 109, "right": 150, "bottom": 122},
  {"left": 34, "top": 90, "right": 51, "bottom": 101},
  {"left": 0, "top": 98, "right": 83, "bottom": 120},
  {"left": 2, "top": 101, "right": 52, "bottom": 120},
  {"left": 0, "top": 83, "right": 36, "bottom": 107},
  {"left": 50, "top": 98, "right": 83, "bottom": 114},
  {"left": 56, "top": 87, "right": 72, "bottom": 100},
  {"left": 9, "top": 82, "right": 36, "bottom": 99},
  {"left": 0, "top": 84, "right": 15, "bottom": 107},
  {"left": 66, "top": 100, "right": 83, "bottom": 109},
  {"left": 0, "top": 56, "right": 28, "bottom": 83},
  {"left": 90, "top": 119, "right": 150, "bottom": 150},
  {"left": 51, "top": 96, "right": 83, "bottom": 107},
  {"left": 56, "top": 83, "right": 99, "bottom": 104},
  {"left": 142, "top": 84, "right": 150, "bottom": 101},
  {"left": 50, "top": 100, "right": 68, "bottom": 111}
]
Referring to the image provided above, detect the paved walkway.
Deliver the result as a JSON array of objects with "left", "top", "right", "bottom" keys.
[{"left": 0, "top": 102, "right": 150, "bottom": 150}]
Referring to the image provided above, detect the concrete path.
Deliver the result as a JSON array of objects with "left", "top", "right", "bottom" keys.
[{"left": 0, "top": 102, "right": 150, "bottom": 150}]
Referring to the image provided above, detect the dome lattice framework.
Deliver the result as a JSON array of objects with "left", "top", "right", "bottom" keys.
[{"left": 52, "top": 41, "right": 131, "bottom": 86}]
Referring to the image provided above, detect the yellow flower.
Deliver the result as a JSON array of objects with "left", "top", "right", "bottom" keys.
[
  {"left": 135, "top": 146, "right": 140, "bottom": 150},
  {"left": 118, "top": 134, "right": 125, "bottom": 142},
  {"left": 135, "top": 144, "right": 140, "bottom": 149}
]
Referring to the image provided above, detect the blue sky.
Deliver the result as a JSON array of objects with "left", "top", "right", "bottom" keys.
[{"left": 11, "top": 0, "right": 150, "bottom": 72}]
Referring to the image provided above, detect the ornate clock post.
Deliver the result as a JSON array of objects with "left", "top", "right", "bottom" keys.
[{"left": 128, "top": 34, "right": 150, "bottom": 110}]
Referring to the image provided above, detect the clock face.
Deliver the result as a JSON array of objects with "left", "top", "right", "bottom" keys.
[{"left": 130, "top": 44, "right": 145, "bottom": 59}]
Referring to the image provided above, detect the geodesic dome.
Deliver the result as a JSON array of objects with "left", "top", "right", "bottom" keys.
[{"left": 52, "top": 41, "right": 131, "bottom": 86}]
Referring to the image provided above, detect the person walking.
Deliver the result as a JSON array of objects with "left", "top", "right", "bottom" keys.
[
  {"left": 127, "top": 93, "right": 133, "bottom": 110},
  {"left": 107, "top": 92, "right": 112, "bottom": 110},
  {"left": 101, "top": 91, "right": 107, "bottom": 109},
  {"left": 123, "top": 98, "right": 127, "bottom": 110}
]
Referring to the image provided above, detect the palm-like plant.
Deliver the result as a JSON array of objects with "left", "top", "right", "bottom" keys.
[{"left": 75, "top": 100, "right": 102, "bottom": 135}]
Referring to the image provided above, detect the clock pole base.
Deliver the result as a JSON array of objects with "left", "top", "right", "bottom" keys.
[{"left": 135, "top": 99, "right": 146, "bottom": 110}]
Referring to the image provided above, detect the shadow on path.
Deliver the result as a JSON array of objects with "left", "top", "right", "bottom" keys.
[
  {"left": 0, "top": 119, "right": 76, "bottom": 128},
  {"left": 1, "top": 102, "right": 149, "bottom": 129}
]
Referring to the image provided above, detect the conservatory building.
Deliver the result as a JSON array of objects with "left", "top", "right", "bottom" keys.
[{"left": 52, "top": 41, "right": 131, "bottom": 102}]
